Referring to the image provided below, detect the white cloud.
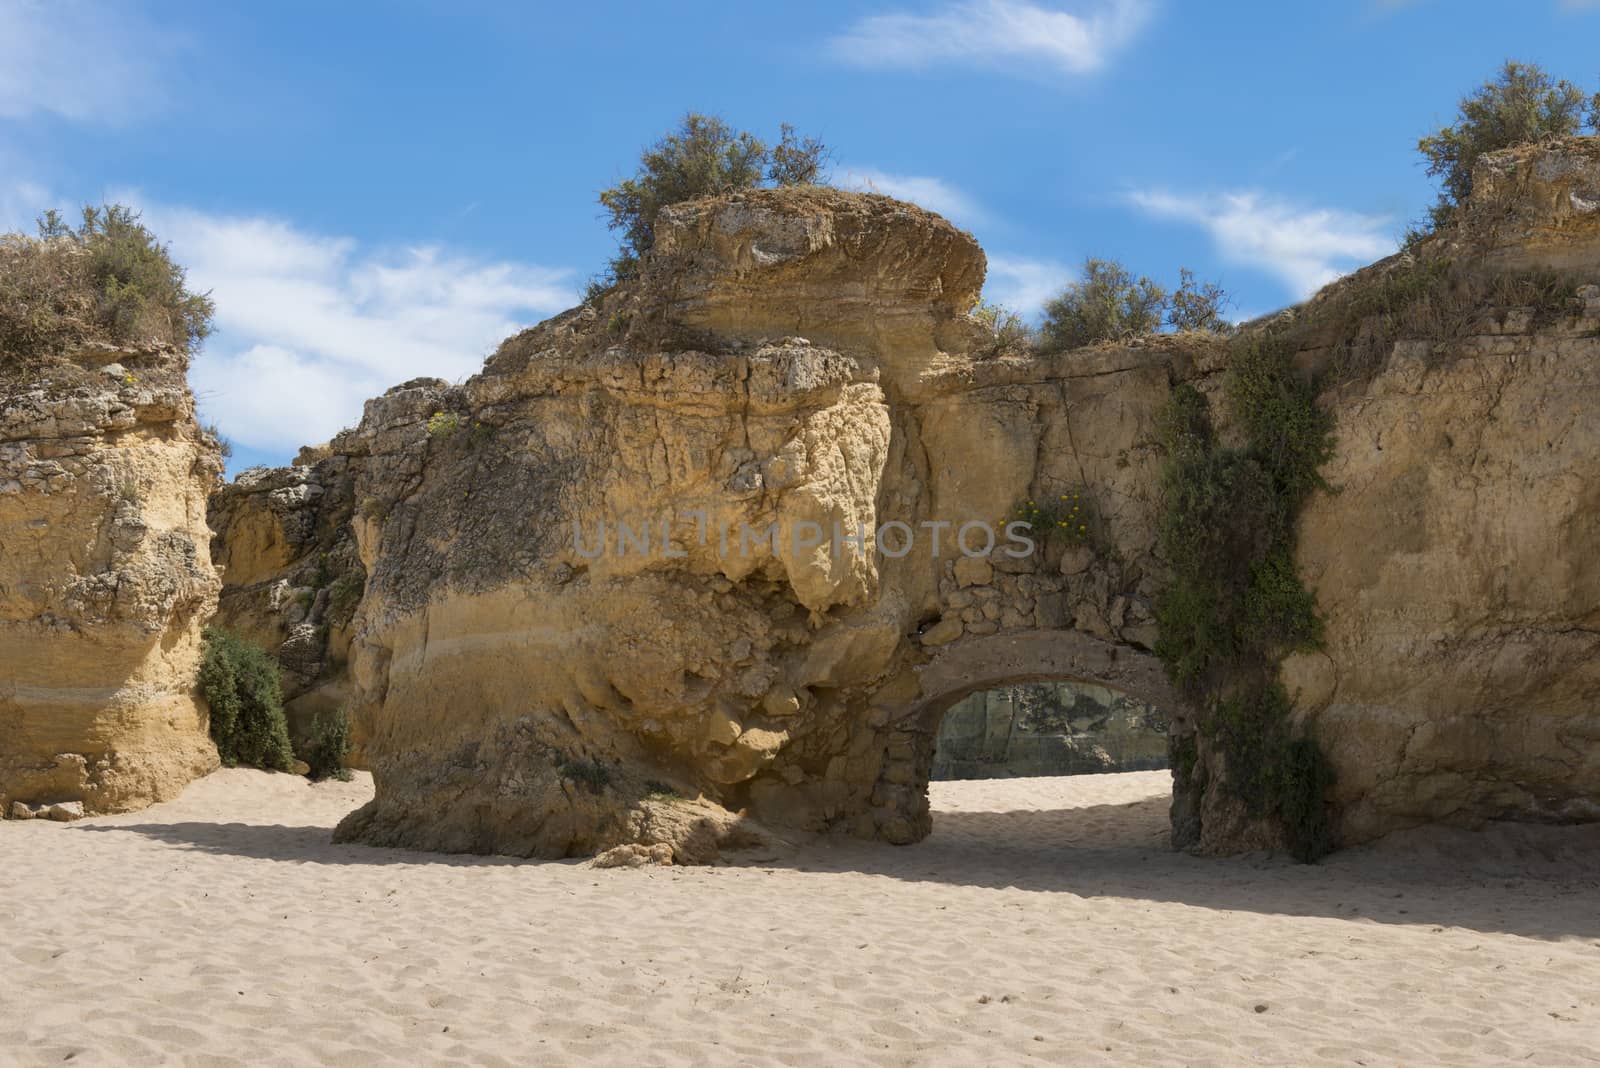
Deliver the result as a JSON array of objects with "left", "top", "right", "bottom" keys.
[
  {"left": 0, "top": 0, "right": 174, "bottom": 122},
  {"left": 133, "top": 205, "right": 577, "bottom": 455},
  {"left": 1125, "top": 190, "right": 1394, "bottom": 299},
  {"left": 829, "top": 0, "right": 1152, "bottom": 77},
  {"left": 984, "top": 255, "right": 1071, "bottom": 316},
  {"left": 837, "top": 167, "right": 984, "bottom": 223},
  {"left": 0, "top": 166, "right": 51, "bottom": 235}
]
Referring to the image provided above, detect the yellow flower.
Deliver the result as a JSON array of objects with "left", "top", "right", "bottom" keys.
[{"left": 1079, "top": 524, "right": 1087, "bottom": 531}]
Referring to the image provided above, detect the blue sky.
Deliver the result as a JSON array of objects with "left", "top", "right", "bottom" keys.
[{"left": 3, "top": 0, "right": 1597, "bottom": 473}]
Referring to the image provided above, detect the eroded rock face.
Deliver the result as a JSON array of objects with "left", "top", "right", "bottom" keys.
[
  {"left": 1, "top": 346, "right": 222, "bottom": 814},
  {"left": 1458, "top": 135, "right": 1600, "bottom": 270},
  {"left": 240, "top": 188, "right": 1204, "bottom": 860},
  {"left": 1269, "top": 139, "right": 1600, "bottom": 842},
  {"left": 647, "top": 188, "right": 988, "bottom": 369},
  {"left": 1284, "top": 305, "right": 1600, "bottom": 840}
]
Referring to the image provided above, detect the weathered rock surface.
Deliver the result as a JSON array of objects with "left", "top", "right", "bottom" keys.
[
  {"left": 1, "top": 345, "right": 222, "bottom": 815},
  {"left": 1457, "top": 135, "right": 1600, "bottom": 270},
  {"left": 1268, "top": 138, "right": 1600, "bottom": 842},
  {"left": 1284, "top": 290, "right": 1600, "bottom": 841}
]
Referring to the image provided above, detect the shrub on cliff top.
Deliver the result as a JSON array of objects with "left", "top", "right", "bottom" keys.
[
  {"left": 0, "top": 205, "right": 214, "bottom": 369},
  {"left": 1035, "top": 260, "right": 1233, "bottom": 353},
  {"left": 199, "top": 629, "right": 295, "bottom": 772},
  {"left": 591, "top": 114, "right": 830, "bottom": 296},
  {"left": 1037, "top": 258, "right": 1168, "bottom": 352},
  {"left": 1417, "top": 60, "right": 1600, "bottom": 231},
  {"left": 1167, "top": 268, "right": 1234, "bottom": 334},
  {"left": 970, "top": 300, "right": 1034, "bottom": 354}
]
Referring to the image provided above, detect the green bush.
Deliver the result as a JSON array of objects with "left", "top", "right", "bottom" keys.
[
  {"left": 1167, "top": 268, "right": 1233, "bottom": 334},
  {"left": 558, "top": 755, "right": 613, "bottom": 794},
  {"left": 425, "top": 410, "right": 460, "bottom": 438},
  {"left": 198, "top": 629, "right": 294, "bottom": 772},
  {"left": 767, "top": 123, "right": 829, "bottom": 186},
  {"left": 201, "top": 421, "right": 233, "bottom": 460},
  {"left": 1038, "top": 258, "right": 1167, "bottom": 352},
  {"left": 301, "top": 709, "right": 354, "bottom": 782},
  {"left": 326, "top": 572, "right": 366, "bottom": 617},
  {"left": 1417, "top": 61, "right": 1599, "bottom": 230},
  {"left": 970, "top": 300, "right": 1033, "bottom": 354},
  {"left": 1, "top": 204, "right": 213, "bottom": 369},
  {"left": 592, "top": 113, "right": 828, "bottom": 294},
  {"left": 1277, "top": 737, "right": 1336, "bottom": 863}
]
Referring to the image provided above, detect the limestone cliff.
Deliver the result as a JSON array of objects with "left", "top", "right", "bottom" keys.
[
  {"left": 1, "top": 344, "right": 223, "bottom": 814},
  {"left": 1282, "top": 137, "right": 1600, "bottom": 841}
]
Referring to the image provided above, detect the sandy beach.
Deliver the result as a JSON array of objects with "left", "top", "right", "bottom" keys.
[{"left": 2, "top": 770, "right": 1597, "bottom": 1066}]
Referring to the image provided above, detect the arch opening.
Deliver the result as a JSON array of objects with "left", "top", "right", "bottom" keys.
[
  {"left": 931, "top": 679, "right": 1169, "bottom": 782},
  {"left": 869, "top": 628, "right": 1203, "bottom": 849}
]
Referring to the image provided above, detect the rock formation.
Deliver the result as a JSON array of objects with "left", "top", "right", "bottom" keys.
[
  {"left": 1, "top": 344, "right": 223, "bottom": 814},
  {"left": 201, "top": 188, "right": 1200, "bottom": 860},
  {"left": 208, "top": 141, "right": 1600, "bottom": 861},
  {"left": 1282, "top": 137, "right": 1600, "bottom": 841},
  {"left": 208, "top": 458, "right": 365, "bottom": 754}
]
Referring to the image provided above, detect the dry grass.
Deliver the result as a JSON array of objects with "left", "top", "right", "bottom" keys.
[
  {"left": 1, "top": 206, "right": 213, "bottom": 390},
  {"left": 1278, "top": 257, "right": 1585, "bottom": 385}
]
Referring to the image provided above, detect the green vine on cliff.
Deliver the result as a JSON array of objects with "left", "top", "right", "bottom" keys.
[{"left": 1154, "top": 330, "right": 1337, "bottom": 862}]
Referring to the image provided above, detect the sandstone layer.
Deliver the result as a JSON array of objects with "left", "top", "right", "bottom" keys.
[{"left": 1, "top": 345, "right": 222, "bottom": 813}]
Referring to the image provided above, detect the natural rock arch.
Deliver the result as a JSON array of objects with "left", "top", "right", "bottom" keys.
[
  {"left": 859, "top": 629, "right": 1200, "bottom": 846},
  {"left": 911, "top": 629, "right": 1188, "bottom": 725}
]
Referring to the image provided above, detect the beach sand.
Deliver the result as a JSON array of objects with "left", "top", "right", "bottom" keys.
[{"left": 2, "top": 769, "right": 1597, "bottom": 1066}]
